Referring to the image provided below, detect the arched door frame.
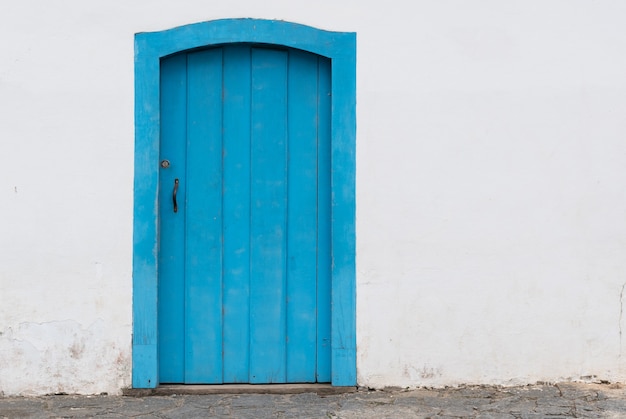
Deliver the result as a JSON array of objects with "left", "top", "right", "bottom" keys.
[{"left": 132, "top": 19, "right": 356, "bottom": 388}]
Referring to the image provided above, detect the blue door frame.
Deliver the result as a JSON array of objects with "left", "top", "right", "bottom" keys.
[{"left": 132, "top": 19, "right": 356, "bottom": 388}]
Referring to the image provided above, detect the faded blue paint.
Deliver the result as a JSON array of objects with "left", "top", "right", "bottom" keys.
[
  {"left": 183, "top": 49, "right": 225, "bottom": 383},
  {"left": 159, "top": 46, "right": 331, "bottom": 384},
  {"left": 286, "top": 49, "right": 324, "bottom": 382},
  {"left": 157, "top": 53, "right": 187, "bottom": 383},
  {"left": 133, "top": 19, "right": 356, "bottom": 388},
  {"left": 221, "top": 45, "right": 252, "bottom": 382},
  {"left": 248, "top": 47, "right": 290, "bottom": 383}
]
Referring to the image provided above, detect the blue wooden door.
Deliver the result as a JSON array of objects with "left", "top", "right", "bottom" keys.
[{"left": 157, "top": 45, "right": 331, "bottom": 384}]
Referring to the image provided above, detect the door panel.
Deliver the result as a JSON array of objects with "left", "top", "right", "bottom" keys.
[
  {"left": 221, "top": 45, "right": 252, "bottom": 383},
  {"left": 286, "top": 49, "right": 322, "bottom": 383},
  {"left": 316, "top": 56, "right": 332, "bottom": 383},
  {"left": 158, "top": 45, "right": 331, "bottom": 384},
  {"left": 249, "top": 48, "right": 289, "bottom": 383},
  {"left": 158, "top": 53, "right": 187, "bottom": 384},
  {"left": 184, "top": 49, "right": 224, "bottom": 383}
]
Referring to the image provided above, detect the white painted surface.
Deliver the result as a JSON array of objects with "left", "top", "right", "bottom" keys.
[{"left": 2, "top": 0, "right": 626, "bottom": 394}]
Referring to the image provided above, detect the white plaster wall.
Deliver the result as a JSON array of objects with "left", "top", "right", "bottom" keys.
[{"left": 1, "top": 0, "right": 626, "bottom": 394}]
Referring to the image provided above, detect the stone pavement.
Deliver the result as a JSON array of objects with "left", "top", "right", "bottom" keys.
[{"left": 2, "top": 382, "right": 626, "bottom": 418}]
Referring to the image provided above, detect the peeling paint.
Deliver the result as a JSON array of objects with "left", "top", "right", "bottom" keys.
[
  {"left": 0, "top": 320, "right": 131, "bottom": 396},
  {"left": 618, "top": 282, "right": 626, "bottom": 358},
  {"left": 402, "top": 365, "right": 444, "bottom": 382}
]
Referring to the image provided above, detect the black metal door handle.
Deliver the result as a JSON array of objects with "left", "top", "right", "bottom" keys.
[{"left": 173, "top": 178, "right": 179, "bottom": 213}]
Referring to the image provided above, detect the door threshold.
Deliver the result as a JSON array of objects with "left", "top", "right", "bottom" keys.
[{"left": 124, "top": 383, "right": 356, "bottom": 397}]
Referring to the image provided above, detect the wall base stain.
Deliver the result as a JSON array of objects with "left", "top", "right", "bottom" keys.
[{"left": 0, "top": 320, "right": 131, "bottom": 396}]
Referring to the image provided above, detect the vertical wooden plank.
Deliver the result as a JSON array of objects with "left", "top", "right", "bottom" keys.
[
  {"left": 249, "top": 47, "right": 288, "bottom": 383},
  {"left": 157, "top": 53, "right": 187, "bottom": 383},
  {"left": 222, "top": 45, "right": 252, "bottom": 383},
  {"left": 316, "top": 56, "right": 332, "bottom": 382},
  {"left": 184, "top": 48, "right": 224, "bottom": 383},
  {"left": 286, "top": 50, "right": 319, "bottom": 382}
]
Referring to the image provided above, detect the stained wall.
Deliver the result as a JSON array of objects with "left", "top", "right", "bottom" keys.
[{"left": 1, "top": 0, "right": 626, "bottom": 394}]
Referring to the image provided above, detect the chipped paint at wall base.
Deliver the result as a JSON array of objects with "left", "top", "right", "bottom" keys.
[{"left": 0, "top": 320, "right": 130, "bottom": 396}]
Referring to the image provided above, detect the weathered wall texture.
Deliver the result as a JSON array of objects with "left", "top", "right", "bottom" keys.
[{"left": 2, "top": 0, "right": 626, "bottom": 395}]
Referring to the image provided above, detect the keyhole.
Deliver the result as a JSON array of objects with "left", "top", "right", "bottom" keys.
[{"left": 160, "top": 160, "right": 171, "bottom": 168}]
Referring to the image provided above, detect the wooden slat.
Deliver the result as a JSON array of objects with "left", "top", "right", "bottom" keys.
[
  {"left": 222, "top": 45, "right": 252, "bottom": 383},
  {"left": 184, "top": 48, "right": 224, "bottom": 383},
  {"left": 316, "top": 56, "right": 332, "bottom": 382},
  {"left": 249, "top": 47, "right": 289, "bottom": 383},
  {"left": 157, "top": 53, "right": 188, "bottom": 383},
  {"left": 286, "top": 50, "right": 319, "bottom": 382}
]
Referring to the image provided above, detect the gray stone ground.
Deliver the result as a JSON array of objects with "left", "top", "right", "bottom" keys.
[{"left": 2, "top": 382, "right": 626, "bottom": 418}]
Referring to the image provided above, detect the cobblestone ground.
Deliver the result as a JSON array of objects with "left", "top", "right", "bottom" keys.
[{"left": 2, "top": 383, "right": 626, "bottom": 418}]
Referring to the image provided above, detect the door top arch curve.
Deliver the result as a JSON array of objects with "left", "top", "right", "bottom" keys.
[{"left": 135, "top": 18, "right": 355, "bottom": 59}]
